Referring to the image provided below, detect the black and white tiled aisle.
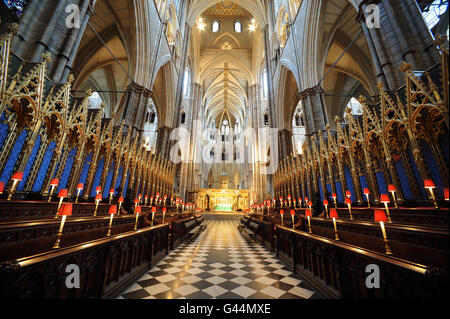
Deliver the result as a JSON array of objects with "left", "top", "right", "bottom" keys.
[{"left": 117, "top": 219, "right": 320, "bottom": 299}]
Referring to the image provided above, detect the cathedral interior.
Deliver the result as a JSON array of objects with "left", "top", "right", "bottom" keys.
[{"left": 0, "top": 0, "right": 449, "bottom": 302}]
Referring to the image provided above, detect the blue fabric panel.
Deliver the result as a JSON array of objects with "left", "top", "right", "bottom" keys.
[
  {"left": 344, "top": 165, "right": 356, "bottom": 202},
  {"left": 438, "top": 130, "right": 449, "bottom": 162},
  {"left": 123, "top": 173, "right": 129, "bottom": 197},
  {"left": 376, "top": 171, "right": 388, "bottom": 194},
  {"left": 32, "top": 141, "right": 56, "bottom": 192},
  {"left": 59, "top": 148, "right": 77, "bottom": 192},
  {"left": 90, "top": 158, "right": 104, "bottom": 198},
  {"left": 359, "top": 176, "right": 368, "bottom": 202},
  {"left": 0, "top": 112, "right": 9, "bottom": 149},
  {"left": 421, "top": 142, "right": 444, "bottom": 197},
  {"left": 18, "top": 135, "right": 41, "bottom": 191},
  {"left": 408, "top": 149, "right": 427, "bottom": 198},
  {"left": 395, "top": 160, "right": 413, "bottom": 200},
  {"left": 114, "top": 165, "right": 123, "bottom": 192},
  {"left": 103, "top": 162, "right": 115, "bottom": 198},
  {"left": 318, "top": 177, "right": 323, "bottom": 201},
  {"left": 336, "top": 181, "right": 344, "bottom": 203},
  {"left": 78, "top": 153, "right": 92, "bottom": 196},
  {"left": 326, "top": 183, "right": 332, "bottom": 200},
  {"left": 0, "top": 129, "right": 27, "bottom": 182}
]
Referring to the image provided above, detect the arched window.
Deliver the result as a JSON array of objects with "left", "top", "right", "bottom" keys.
[
  {"left": 261, "top": 69, "right": 269, "bottom": 99},
  {"left": 420, "top": 0, "right": 449, "bottom": 33},
  {"left": 183, "top": 68, "right": 190, "bottom": 97},
  {"left": 234, "top": 21, "right": 242, "bottom": 33},
  {"left": 143, "top": 101, "right": 158, "bottom": 151},
  {"left": 292, "top": 100, "right": 306, "bottom": 154},
  {"left": 3, "top": 0, "right": 27, "bottom": 18},
  {"left": 221, "top": 120, "right": 230, "bottom": 135},
  {"left": 344, "top": 97, "right": 363, "bottom": 120},
  {"left": 264, "top": 112, "right": 269, "bottom": 126},
  {"left": 89, "top": 92, "right": 103, "bottom": 109},
  {"left": 212, "top": 21, "right": 220, "bottom": 32}
]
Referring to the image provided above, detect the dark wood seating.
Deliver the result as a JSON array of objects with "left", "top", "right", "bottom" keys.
[
  {"left": 275, "top": 225, "right": 449, "bottom": 299},
  {"left": 0, "top": 214, "right": 140, "bottom": 262},
  {"left": 238, "top": 220, "right": 259, "bottom": 242},
  {"left": 0, "top": 224, "right": 170, "bottom": 299},
  {"left": 0, "top": 200, "right": 112, "bottom": 221},
  {"left": 299, "top": 216, "right": 449, "bottom": 271}
]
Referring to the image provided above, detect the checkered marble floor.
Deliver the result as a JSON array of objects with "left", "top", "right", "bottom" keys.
[{"left": 117, "top": 219, "right": 320, "bottom": 299}]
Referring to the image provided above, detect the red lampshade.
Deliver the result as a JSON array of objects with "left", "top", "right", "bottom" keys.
[
  {"left": 118, "top": 196, "right": 124, "bottom": 203},
  {"left": 288, "top": 195, "right": 291, "bottom": 198},
  {"left": 109, "top": 205, "right": 118, "bottom": 215},
  {"left": 110, "top": 189, "right": 114, "bottom": 195},
  {"left": 346, "top": 191, "right": 352, "bottom": 197},
  {"left": 151, "top": 207, "right": 157, "bottom": 213},
  {"left": 305, "top": 210, "right": 312, "bottom": 217},
  {"left": 279, "top": 197, "right": 282, "bottom": 200},
  {"left": 444, "top": 188, "right": 449, "bottom": 200},
  {"left": 145, "top": 195, "right": 148, "bottom": 199},
  {"left": 308, "top": 201, "right": 312, "bottom": 206},
  {"left": 345, "top": 197, "right": 352, "bottom": 204},
  {"left": 380, "top": 194, "right": 390, "bottom": 203},
  {"left": 138, "top": 194, "right": 142, "bottom": 199},
  {"left": 156, "top": 193, "right": 160, "bottom": 196},
  {"left": 424, "top": 179, "right": 435, "bottom": 189},
  {"left": 59, "top": 203, "right": 73, "bottom": 216},
  {"left": 280, "top": 209, "right": 284, "bottom": 215},
  {"left": 12, "top": 172, "right": 23, "bottom": 181},
  {"left": 95, "top": 193, "right": 102, "bottom": 201},
  {"left": 96, "top": 186, "right": 101, "bottom": 192},
  {"left": 332, "top": 193, "right": 337, "bottom": 198},
  {"left": 0, "top": 181, "right": 4, "bottom": 193},
  {"left": 50, "top": 178, "right": 59, "bottom": 186},
  {"left": 323, "top": 200, "right": 329, "bottom": 205},
  {"left": 298, "top": 198, "right": 302, "bottom": 202},
  {"left": 58, "top": 189, "right": 68, "bottom": 198},
  {"left": 151, "top": 196, "right": 154, "bottom": 200},
  {"left": 363, "top": 188, "right": 370, "bottom": 195},
  {"left": 134, "top": 198, "right": 139, "bottom": 204},
  {"left": 77, "top": 183, "right": 84, "bottom": 190},
  {"left": 305, "top": 197, "right": 308, "bottom": 201},
  {"left": 135, "top": 206, "right": 141, "bottom": 214},
  {"left": 290, "top": 209, "right": 295, "bottom": 216},
  {"left": 330, "top": 208, "right": 338, "bottom": 219},
  {"left": 374, "top": 210, "right": 388, "bottom": 223},
  {"left": 388, "top": 184, "right": 396, "bottom": 192},
  {"left": 162, "top": 207, "right": 167, "bottom": 212}
]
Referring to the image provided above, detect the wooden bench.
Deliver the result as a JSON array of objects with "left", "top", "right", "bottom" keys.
[
  {"left": 0, "top": 215, "right": 139, "bottom": 262},
  {"left": 275, "top": 225, "right": 449, "bottom": 298},
  {"left": 300, "top": 216, "right": 449, "bottom": 271},
  {"left": 239, "top": 220, "right": 259, "bottom": 242}
]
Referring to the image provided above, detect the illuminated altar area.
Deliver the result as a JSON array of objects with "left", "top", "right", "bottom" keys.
[{"left": 198, "top": 189, "right": 249, "bottom": 212}]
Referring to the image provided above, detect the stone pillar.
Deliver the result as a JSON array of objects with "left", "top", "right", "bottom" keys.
[
  {"left": 357, "top": 0, "right": 440, "bottom": 90},
  {"left": 299, "top": 86, "right": 328, "bottom": 138},
  {"left": 12, "top": 0, "right": 96, "bottom": 83}
]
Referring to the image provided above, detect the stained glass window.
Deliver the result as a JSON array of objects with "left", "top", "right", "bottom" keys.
[{"left": 3, "top": 0, "right": 27, "bottom": 18}]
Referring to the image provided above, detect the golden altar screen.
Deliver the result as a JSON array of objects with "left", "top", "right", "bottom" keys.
[{"left": 198, "top": 189, "right": 249, "bottom": 211}]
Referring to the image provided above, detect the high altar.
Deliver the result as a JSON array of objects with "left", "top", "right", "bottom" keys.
[{"left": 198, "top": 189, "right": 249, "bottom": 211}]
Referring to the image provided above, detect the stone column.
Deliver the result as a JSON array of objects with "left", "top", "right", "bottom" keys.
[
  {"left": 12, "top": 0, "right": 96, "bottom": 83},
  {"left": 357, "top": 0, "right": 440, "bottom": 90}
]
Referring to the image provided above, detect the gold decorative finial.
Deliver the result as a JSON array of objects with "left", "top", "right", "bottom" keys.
[
  {"left": 67, "top": 74, "right": 75, "bottom": 84},
  {"left": 42, "top": 52, "right": 52, "bottom": 63},
  {"left": 7, "top": 23, "right": 19, "bottom": 35}
]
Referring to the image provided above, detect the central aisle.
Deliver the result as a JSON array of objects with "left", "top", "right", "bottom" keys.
[{"left": 118, "top": 217, "right": 319, "bottom": 299}]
